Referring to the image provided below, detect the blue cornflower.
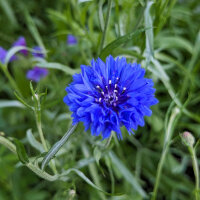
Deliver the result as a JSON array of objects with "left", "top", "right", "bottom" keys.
[
  {"left": 67, "top": 34, "right": 77, "bottom": 45},
  {"left": 64, "top": 55, "right": 158, "bottom": 139},
  {"left": 26, "top": 67, "right": 48, "bottom": 82},
  {"left": 12, "top": 36, "right": 28, "bottom": 56},
  {"left": 32, "top": 46, "right": 45, "bottom": 58}
]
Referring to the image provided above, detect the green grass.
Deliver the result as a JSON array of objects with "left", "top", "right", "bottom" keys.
[{"left": 0, "top": 0, "right": 200, "bottom": 199}]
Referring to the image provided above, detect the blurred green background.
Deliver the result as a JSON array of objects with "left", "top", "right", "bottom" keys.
[{"left": 0, "top": 0, "right": 200, "bottom": 199}]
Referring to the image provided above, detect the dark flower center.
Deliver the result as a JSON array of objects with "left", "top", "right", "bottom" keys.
[{"left": 95, "top": 79, "right": 128, "bottom": 108}]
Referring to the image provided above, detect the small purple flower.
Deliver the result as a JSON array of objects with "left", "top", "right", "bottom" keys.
[
  {"left": 12, "top": 36, "right": 28, "bottom": 56},
  {"left": 32, "top": 46, "right": 45, "bottom": 58},
  {"left": 0, "top": 47, "right": 7, "bottom": 64},
  {"left": 26, "top": 67, "right": 48, "bottom": 82},
  {"left": 67, "top": 34, "right": 77, "bottom": 45},
  {"left": 0, "top": 47, "right": 16, "bottom": 64}
]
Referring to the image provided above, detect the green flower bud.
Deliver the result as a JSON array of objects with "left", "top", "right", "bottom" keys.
[{"left": 181, "top": 131, "right": 195, "bottom": 147}]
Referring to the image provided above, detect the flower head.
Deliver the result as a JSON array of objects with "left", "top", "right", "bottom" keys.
[
  {"left": 67, "top": 34, "right": 77, "bottom": 45},
  {"left": 64, "top": 55, "right": 158, "bottom": 139},
  {"left": 181, "top": 131, "right": 195, "bottom": 147},
  {"left": 26, "top": 67, "right": 48, "bottom": 82},
  {"left": 12, "top": 36, "right": 28, "bottom": 56},
  {"left": 32, "top": 46, "right": 45, "bottom": 58}
]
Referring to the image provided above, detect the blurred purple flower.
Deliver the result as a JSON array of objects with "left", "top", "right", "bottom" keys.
[
  {"left": 12, "top": 36, "right": 28, "bottom": 56},
  {"left": 67, "top": 34, "right": 77, "bottom": 45},
  {"left": 0, "top": 47, "right": 7, "bottom": 64},
  {"left": 0, "top": 47, "right": 16, "bottom": 64},
  {"left": 32, "top": 46, "right": 45, "bottom": 58},
  {"left": 26, "top": 67, "right": 48, "bottom": 82}
]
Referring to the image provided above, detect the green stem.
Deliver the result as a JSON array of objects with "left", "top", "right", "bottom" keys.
[
  {"left": 151, "top": 107, "right": 180, "bottom": 200},
  {"left": 189, "top": 147, "right": 200, "bottom": 200},
  {"left": 34, "top": 101, "right": 57, "bottom": 174},
  {"left": 0, "top": 135, "right": 57, "bottom": 181},
  {"left": 35, "top": 111, "right": 48, "bottom": 151},
  {"left": 99, "top": 0, "right": 112, "bottom": 54},
  {"left": 0, "top": 63, "right": 20, "bottom": 92}
]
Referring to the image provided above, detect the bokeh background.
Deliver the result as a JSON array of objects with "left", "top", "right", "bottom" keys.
[{"left": 0, "top": 0, "right": 200, "bottom": 199}]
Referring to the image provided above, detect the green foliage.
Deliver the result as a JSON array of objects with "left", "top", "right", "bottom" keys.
[{"left": 0, "top": 0, "right": 200, "bottom": 200}]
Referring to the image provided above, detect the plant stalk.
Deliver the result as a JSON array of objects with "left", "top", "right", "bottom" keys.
[
  {"left": 151, "top": 107, "right": 180, "bottom": 200},
  {"left": 189, "top": 147, "right": 200, "bottom": 200},
  {"left": 34, "top": 100, "right": 57, "bottom": 174}
]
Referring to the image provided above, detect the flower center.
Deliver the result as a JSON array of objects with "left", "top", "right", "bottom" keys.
[{"left": 95, "top": 79, "right": 127, "bottom": 108}]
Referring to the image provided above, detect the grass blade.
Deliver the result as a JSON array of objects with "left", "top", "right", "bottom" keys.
[{"left": 109, "top": 151, "right": 147, "bottom": 198}]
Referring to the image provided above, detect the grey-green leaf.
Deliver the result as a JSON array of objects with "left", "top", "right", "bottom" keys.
[
  {"left": 41, "top": 124, "right": 77, "bottom": 170},
  {"left": 36, "top": 61, "right": 79, "bottom": 75},
  {"left": 26, "top": 129, "right": 45, "bottom": 153},
  {"left": 0, "top": 100, "right": 24, "bottom": 108}
]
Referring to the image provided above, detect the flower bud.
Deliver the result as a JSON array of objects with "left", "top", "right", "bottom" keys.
[
  {"left": 69, "top": 189, "right": 76, "bottom": 199},
  {"left": 181, "top": 131, "right": 195, "bottom": 147},
  {"left": 0, "top": 132, "right": 5, "bottom": 136}
]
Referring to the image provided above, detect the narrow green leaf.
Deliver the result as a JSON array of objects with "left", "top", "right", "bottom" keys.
[
  {"left": 24, "top": 11, "right": 46, "bottom": 54},
  {"left": 5, "top": 46, "right": 27, "bottom": 65},
  {"left": 0, "top": 0, "right": 18, "bottom": 27},
  {"left": 93, "top": 147, "right": 102, "bottom": 166},
  {"left": 4, "top": 46, "right": 47, "bottom": 65},
  {"left": 109, "top": 151, "right": 147, "bottom": 198},
  {"left": 13, "top": 139, "right": 29, "bottom": 164},
  {"left": 99, "top": 28, "right": 149, "bottom": 60},
  {"left": 14, "top": 92, "right": 33, "bottom": 110},
  {"left": 144, "top": 1, "right": 154, "bottom": 67},
  {"left": 59, "top": 168, "right": 120, "bottom": 196},
  {"left": 98, "top": 0, "right": 105, "bottom": 31},
  {"left": 36, "top": 61, "right": 79, "bottom": 75},
  {"left": 41, "top": 124, "right": 77, "bottom": 170},
  {"left": 155, "top": 36, "right": 193, "bottom": 54},
  {"left": 26, "top": 129, "right": 44, "bottom": 153},
  {"left": 47, "top": 9, "right": 67, "bottom": 24},
  {"left": 0, "top": 100, "right": 24, "bottom": 108},
  {"left": 0, "top": 135, "right": 16, "bottom": 154}
]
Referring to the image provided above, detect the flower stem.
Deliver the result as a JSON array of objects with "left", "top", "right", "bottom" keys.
[
  {"left": 34, "top": 100, "right": 57, "bottom": 174},
  {"left": 189, "top": 147, "right": 200, "bottom": 200},
  {"left": 0, "top": 135, "right": 58, "bottom": 181},
  {"left": 151, "top": 107, "right": 180, "bottom": 200},
  {"left": 99, "top": 0, "right": 112, "bottom": 54},
  {"left": 35, "top": 111, "right": 48, "bottom": 151},
  {"left": 0, "top": 63, "right": 20, "bottom": 92}
]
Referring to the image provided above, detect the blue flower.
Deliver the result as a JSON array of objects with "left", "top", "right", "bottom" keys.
[
  {"left": 32, "top": 46, "right": 45, "bottom": 58},
  {"left": 67, "top": 34, "right": 77, "bottom": 45},
  {"left": 12, "top": 36, "right": 28, "bottom": 56},
  {"left": 26, "top": 67, "right": 48, "bottom": 82},
  {"left": 64, "top": 55, "right": 158, "bottom": 139}
]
